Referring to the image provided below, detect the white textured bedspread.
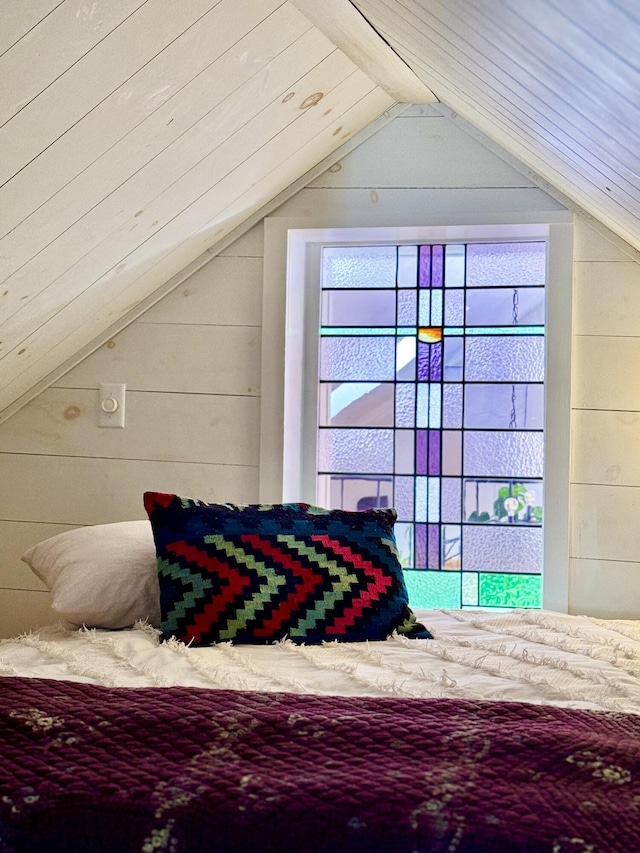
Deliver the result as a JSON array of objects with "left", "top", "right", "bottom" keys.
[{"left": 2, "top": 609, "right": 640, "bottom": 714}]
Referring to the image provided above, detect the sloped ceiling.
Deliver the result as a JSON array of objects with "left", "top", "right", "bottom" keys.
[
  {"left": 1, "top": 0, "right": 638, "bottom": 421},
  {"left": 346, "top": 0, "right": 640, "bottom": 253}
]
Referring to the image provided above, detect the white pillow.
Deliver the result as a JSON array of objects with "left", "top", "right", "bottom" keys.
[{"left": 21, "top": 520, "right": 161, "bottom": 629}]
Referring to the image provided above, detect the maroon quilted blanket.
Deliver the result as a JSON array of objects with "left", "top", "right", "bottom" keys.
[{"left": 0, "top": 677, "right": 639, "bottom": 853}]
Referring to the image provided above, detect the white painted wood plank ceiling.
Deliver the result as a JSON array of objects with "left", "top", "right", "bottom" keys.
[{"left": 351, "top": 0, "right": 640, "bottom": 252}]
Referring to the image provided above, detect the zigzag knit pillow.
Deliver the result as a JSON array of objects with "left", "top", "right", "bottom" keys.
[{"left": 143, "top": 492, "right": 431, "bottom": 646}]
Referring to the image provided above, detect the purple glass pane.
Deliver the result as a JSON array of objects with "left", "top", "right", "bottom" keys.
[
  {"left": 419, "top": 245, "right": 431, "bottom": 288},
  {"left": 416, "top": 430, "right": 427, "bottom": 475},
  {"left": 428, "top": 429, "right": 441, "bottom": 475},
  {"left": 432, "top": 245, "right": 443, "bottom": 288},
  {"left": 418, "top": 342, "right": 430, "bottom": 381},
  {"left": 415, "top": 523, "right": 427, "bottom": 568},
  {"left": 430, "top": 342, "right": 442, "bottom": 381},
  {"left": 428, "top": 524, "right": 440, "bottom": 569}
]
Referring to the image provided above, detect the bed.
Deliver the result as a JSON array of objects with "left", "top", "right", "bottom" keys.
[{"left": 1, "top": 494, "right": 639, "bottom": 853}]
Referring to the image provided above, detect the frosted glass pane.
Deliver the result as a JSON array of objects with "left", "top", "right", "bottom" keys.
[
  {"left": 318, "top": 428, "right": 393, "bottom": 473},
  {"left": 415, "top": 476, "right": 427, "bottom": 523},
  {"left": 403, "top": 570, "right": 461, "bottom": 609},
  {"left": 395, "top": 430, "right": 414, "bottom": 474},
  {"left": 321, "top": 290, "right": 396, "bottom": 326},
  {"left": 322, "top": 245, "right": 397, "bottom": 288},
  {"left": 463, "top": 525, "right": 542, "bottom": 573},
  {"left": 478, "top": 574, "right": 542, "bottom": 608},
  {"left": 395, "top": 523, "right": 414, "bottom": 568},
  {"left": 416, "top": 383, "right": 428, "bottom": 428},
  {"left": 428, "top": 478, "right": 440, "bottom": 522},
  {"left": 443, "top": 337, "right": 463, "bottom": 381},
  {"left": 445, "top": 244, "right": 465, "bottom": 287},
  {"left": 464, "top": 478, "right": 543, "bottom": 524},
  {"left": 464, "top": 431, "right": 544, "bottom": 478},
  {"left": 394, "top": 477, "right": 414, "bottom": 521},
  {"left": 466, "top": 242, "right": 546, "bottom": 287},
  {"left": 441, "top": 477, "right": 461, "bottom": 522},
  {"left": 322, "top": 382, "right": 394, "bottom": 427},
  {"left": 443, "top": 384, "right": 463, "bottom": 428},
  {"left": 445, "top": 289, "right": 464, "bottom": 325},
  {"left": 464, "top": 384, "right": 544, "bottom": 430},
  {"left": 431, "top": 290, "right": 443, "bottom": 325},
  {"left": 395, "top": 383, "right": 415, "bottom": 428},
  {"left": 466, "top": 287, "right": 545, "bottom": 326},
  {"left": 397, "top": 290, "right": 417, "bottom": 325},
  {"left": 397, "top": 245, "right": 418, "bottom": 287},
  {"left": 320, "top": 337, "right": 395, "bottom": 381},
  {"left": 465, "top": 337, "right": 544, "bottom": 382},
  {"left": 462, "top": 573, "right": 478, "bottom": 606},
  {"left": 419, "top": 291, "right": 430, "bottom": 326},
  {"left": 442, "top": 431, "right": 462, "bottom": 475},
  {"left": 429, "top": 384, "right": 442, "bottom": 428}
]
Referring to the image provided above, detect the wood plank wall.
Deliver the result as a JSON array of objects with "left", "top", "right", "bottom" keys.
[
  {"left": 570, "top": 222, "right": 640, "bottom": 617},
  {"left": 0, "top": 107, "right": 638, "bottom": 634}
]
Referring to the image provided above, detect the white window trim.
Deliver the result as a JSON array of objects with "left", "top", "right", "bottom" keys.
[{"left": 261, "top": 210, "right": 573, "bottom": 612}]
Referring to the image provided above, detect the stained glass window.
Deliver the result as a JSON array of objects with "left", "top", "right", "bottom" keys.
[{"left": 316, "top": 241, "right": 546, "bottom": 610}]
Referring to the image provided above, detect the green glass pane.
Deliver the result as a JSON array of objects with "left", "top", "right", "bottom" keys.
[
  {"left": 403, "top": 570, "right": 461, "bottom": 609},
  {"left": 443, "top": 326, "right": 543, "bottom": 336},
  {"left": 478, "top": 573, "right": 542, "bottom": 608},
  {"left": 319, "top": 327, "right": 416, "bottom": 336},
  {"left": 462, "top": 572, "right": 478, "bottom": 606}
]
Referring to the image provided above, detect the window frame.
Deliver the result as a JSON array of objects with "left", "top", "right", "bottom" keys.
[{"left": 261, "top": 212, "right": 573, "bottom": 612}]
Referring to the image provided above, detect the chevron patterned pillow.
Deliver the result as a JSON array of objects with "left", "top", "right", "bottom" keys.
[{"left": 143, "top": 492, "right": 431, "bottom": 646}]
